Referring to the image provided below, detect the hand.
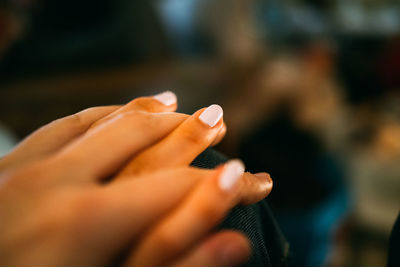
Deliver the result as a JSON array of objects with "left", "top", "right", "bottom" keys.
[
  {"left": 0, "top": 92, "right": 226, "bottom": 173},
  {"left": 0, "top": 93, "right": 272, "bottom": 267}
]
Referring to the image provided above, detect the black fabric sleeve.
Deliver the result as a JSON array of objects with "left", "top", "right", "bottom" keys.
[{"left": 191, "top": 148, "right": 289, "bottom": 267}]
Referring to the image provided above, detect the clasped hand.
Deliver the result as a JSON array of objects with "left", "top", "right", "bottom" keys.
[{"left": 0, "top": 92, "right": 272, "bottom": 267}]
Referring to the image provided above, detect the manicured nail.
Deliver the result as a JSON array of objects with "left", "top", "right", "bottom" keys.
[
  {"left": 153, "top": 91, "right": 177, "bottom": 106},
  {"left": 199, "top": 104, "right": 223, "bottom": 127},
  {"left": 219, "top": 160, "right": 245, "bottom": 191},
  {"left": 253, "top": 172, "right": 272, "bottom": 183}
]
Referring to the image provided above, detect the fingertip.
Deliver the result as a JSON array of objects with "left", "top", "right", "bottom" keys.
[
  {"left": 257, "top": 172, "right": 273, "bottom": 197},
  {"left": 198, "top": 104, "right": 224, "bottom": 128},
  {"left": 218, "top": 159, "right": 245, "bottom": 192},
  {"left": 253, "top": 172, "right": 273, "bottom": 185},
  {"left": 240, "top": 172, "right": 273, "bottom": 205},
  {"left": 214, "top": 232, "right": 252, "bottom": 267},
  {"left": 170, "top": 231, "right": 251, "bottom": 267},
  {"left": 129, "top": 92, "right": 178, "bottom": 113},
  {"left": 153, "top": 91, "right": 178, "bottom": 107}
]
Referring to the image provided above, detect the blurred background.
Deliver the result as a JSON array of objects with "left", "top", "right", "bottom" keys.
[{"left": 0, "top": 0, "right": 399, "bottom": 266}]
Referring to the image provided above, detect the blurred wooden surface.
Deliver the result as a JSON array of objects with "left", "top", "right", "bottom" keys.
[
  {"left": 0, "top": 63, "right": 173, "bottom": 138},
  {"left": 0, "top": 60, "right": 223, "bottom": 139}
]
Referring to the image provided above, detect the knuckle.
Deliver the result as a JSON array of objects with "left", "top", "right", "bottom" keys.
[
  {"left": 111, "top": 111, "right": 138, "bottom": 126},
  {"left": 115, "top": 110, "right": 143, "bottom": 121},
  {"left": 131, "top": 112, "right": 162, "bottom": 129},
  {"left": 46, "top": 107, "right": 101, "bottom": 132},
  {"left": 79, "top": 106, "right": 97, "bottom": 114},
  {"left": 114, "top": 111, "right": 169, "bottom": 139},
  {"left": 132, "top": 97, "right": 159, "bottom": 112},
  {"left": 66, "top": 113, "right": 84, "bottom": 126},
  {"left": 60, "top": 113, "right": 86, "bottom": 131},
  {"left": 113, "top": 111, "right": 162, "bottom": 136},
  {"left": 180, "top": 127, "right": 206, "bottom": 146}
]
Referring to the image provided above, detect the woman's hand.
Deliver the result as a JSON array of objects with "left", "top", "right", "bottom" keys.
[
  {"left": 0, "top": 92, "right": 226, "bottom": 173},
  {"left": 0, "top": 93, "right": 272, "bottom": 267}
]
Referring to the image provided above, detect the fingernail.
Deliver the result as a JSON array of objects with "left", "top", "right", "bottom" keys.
[
  {"left": 153, "top": 91, "right": 177, "bottom": 106},
  {"left": 199, "top": 104, "right": 223, "bottom": 127},
  {"left": 218, "top": 240, "right": 251, "bottom": 267},
  {"left": 219, "top": 160, "right": 245, "bottom": 191},
  {"left": 253, "top": 172, "right": 272, "bottom": 183}
]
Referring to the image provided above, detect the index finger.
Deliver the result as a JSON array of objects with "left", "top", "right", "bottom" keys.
[
  {"left": 89, "top": 92, "right": 178, "bottom": 130},
  {"left": 0, "top": 106, "right": 120, "bottom": 171},
  {"left": 126, "top": 160, "right": 253, "bottom": 267}
]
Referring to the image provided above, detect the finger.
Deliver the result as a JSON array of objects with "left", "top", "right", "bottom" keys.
[
  {"left": 126, "top": 160, "right": 249, "bottom": 267},
  {"left": 210, "top": 123, "right": 227, "bottom": 147},
  {"left": 49, "top": 111, "right": 188, "bottom": 181},
  {"left": 97, "top": 168, "right": 271, "bottom": 236},
  {"left": 239, "top": 172, "right": 273, "bottom": 205},
  {"left": 89, "top": 92, "right": 178, "bottom": 130},
  {"left": 169, "top": 231, "right": 251, "bottom": 267},
  {"left": 97, "top": 168, "right": 216, "bottom": 240},
  {"left": 98, "top": 168, "right": 271, "bottom": 237},
  {"left": 0, "top": 106, "right": 120, "bottom": 170},
  {"left": 117, "top": 105, "right": 224, "bottom": 176},
  {"left": 4, "top": 168, "right": 216, "bottom": 267},
  {"left": 83, "top": 166, "right": 269, "bottom": 265}
]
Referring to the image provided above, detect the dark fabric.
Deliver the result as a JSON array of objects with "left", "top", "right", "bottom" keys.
[
  {"left": 191, "top": 148, "right": 289, "bottom": 267},
  {"left": 237, "top": 112, "right": 349, "bottom": 266},
  {"left": 238, "top": 112, "right": 336, "bottom": 210},
  {"left": 388, "top": 213, "right": 400, "bottom": 267}
]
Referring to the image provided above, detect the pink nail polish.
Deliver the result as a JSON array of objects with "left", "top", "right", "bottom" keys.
[
  {"left": 219, "top": 160, "right": 245, "bottom": 191},
  {"left": 199, "top": 104, "right": 223, "bottom": 127},
  {"left": 153, "top": 91, "right": 177, "bottom": 106}
]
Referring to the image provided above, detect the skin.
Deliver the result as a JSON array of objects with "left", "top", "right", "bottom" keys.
[{"left": 0, "top": 95, "right": 272, "bottom": 267}]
